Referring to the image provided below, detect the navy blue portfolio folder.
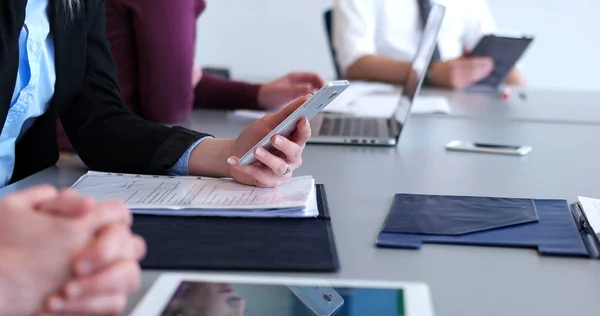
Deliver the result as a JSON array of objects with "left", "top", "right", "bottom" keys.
[
  {"left": 133, "top": 184, "right": 340, "bottom": 272},
  {"left": 377, "top": 194, "right": 600, "bottom": 258}
]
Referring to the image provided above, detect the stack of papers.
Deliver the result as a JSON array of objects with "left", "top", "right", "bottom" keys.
[
  {"left": 70, "top": 171, "right": 318, "bottom": 218},
  {"left": 228, "top": 81, "right": 451, "bottom": 120}
]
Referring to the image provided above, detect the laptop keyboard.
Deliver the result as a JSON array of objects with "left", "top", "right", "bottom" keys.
[{"left": 318, "top": 117, "right": 380, "bottom": 138}]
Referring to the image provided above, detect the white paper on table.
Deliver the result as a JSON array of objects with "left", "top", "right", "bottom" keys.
[
  {"left": 70, "top": 171, "right": 318, "bottom": 218},
  {"left": 227, "top": 81, "right": 450, "bottom": 120},
  {"left": 413, "top": 96, "right": 452, "bottom": 114},
  {"left": 227, "top": 109, "right": 273, "bottom": 121},
  {"left": 324, "top": 81, "right": 399, "bottom": 113},
  {"left": 577, "top": 196, "right": 600, "bottom": 237},
  {"left": 335, "top": 94, "right": 451, "bottom": 118}
]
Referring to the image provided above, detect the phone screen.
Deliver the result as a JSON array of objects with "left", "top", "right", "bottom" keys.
[{"left": 473, "top": 143, "right": 521, "bottom": 150}]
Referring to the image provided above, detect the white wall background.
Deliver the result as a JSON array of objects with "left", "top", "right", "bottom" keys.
[{"left": 195, "top": 0, "right": 600, "bottom": 91}]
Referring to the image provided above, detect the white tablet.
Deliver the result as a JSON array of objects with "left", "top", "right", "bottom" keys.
[{"left": 129, "top": 273, "right": 435, "bottom": 316}]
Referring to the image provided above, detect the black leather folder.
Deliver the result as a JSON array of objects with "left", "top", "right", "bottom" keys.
[
  {"left": 132, "top": 184, "right": 339, "bottom": 272},
  {"left": 377, "top": 194, "right": 600, "bottom": 259}
]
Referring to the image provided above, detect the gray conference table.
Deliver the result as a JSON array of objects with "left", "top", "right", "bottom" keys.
[
  {"left": 421, "top": 87, "right": 600, "bottom": 125},
  {"left": 3, "top": 111, "right": 600, "bottom": 316}
]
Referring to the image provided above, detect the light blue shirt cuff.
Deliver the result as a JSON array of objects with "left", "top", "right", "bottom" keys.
[{"left": 167, "top": 136, "right": 212, "bottom": 176}]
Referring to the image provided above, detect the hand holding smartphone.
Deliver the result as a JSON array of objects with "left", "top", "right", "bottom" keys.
[{"left": 237, "top": 80, "right": 350, "bottom": 166}]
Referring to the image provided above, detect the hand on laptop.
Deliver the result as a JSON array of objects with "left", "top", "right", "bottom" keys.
[
  {"left": 429, "top": 49, "right": 494, "bottom": 90},
  {"left": 0, "top": 186, "right": 145, "bottom": 316},
  {"left": 258, "top": 72, "right": 325, "bottom": 110}
]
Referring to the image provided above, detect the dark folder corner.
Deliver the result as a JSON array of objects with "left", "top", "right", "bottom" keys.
[
  {"left": 382, "top": 193, "right": 539, "bottom": 236},
  {"left": 132, "top": 184, "right": 340, "bottom": 272},
  {"left": 377, "top": 194, "right": 600, "bottom": 259}
]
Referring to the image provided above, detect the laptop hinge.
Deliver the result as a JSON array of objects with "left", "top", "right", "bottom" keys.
[{"left": 388, "top": 119, "right": 401, "bottom": 138}]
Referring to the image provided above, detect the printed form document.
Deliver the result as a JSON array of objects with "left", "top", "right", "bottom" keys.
[{"left": 70, "top": 171, "right": 318, "bottom": 218}]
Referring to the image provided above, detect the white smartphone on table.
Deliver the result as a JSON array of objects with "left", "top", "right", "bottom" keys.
[
  {"left": 446, "top": 140, "right": 532, "bottom": 156},
  {"left": 238, "top": 80, "right": 350, "bottom": 166}
]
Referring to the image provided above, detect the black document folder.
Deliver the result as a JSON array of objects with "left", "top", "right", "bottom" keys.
[
  {"left": 377, "top": 194, "right": 600, "bottom": 259},
  {"left": 133, "top": 184, "right": 339, "bottom": 272}
]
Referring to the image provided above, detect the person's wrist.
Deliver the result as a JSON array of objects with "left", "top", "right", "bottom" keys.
[
  {"left": 0, "top": 260, "right": 8, "bottom": 313},
  {"left": 188, "top": 138, "right": 236, "bottom": 178},
  {"left": 257, "top": 84, "right": 267, "bottom": 108},
  {"left": 427, "top": 62, "right": 441, "bottom": 86},
  {"left": 0, "top": 254, "right": 27, "bottom": 315}
]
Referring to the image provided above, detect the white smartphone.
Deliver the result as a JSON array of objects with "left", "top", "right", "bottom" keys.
[
  {"left": 237, "top": 80, "right": 350, "bottom": 166},
  {"left": 446, "top": 140, "right": 532, "bottom": 156},
  {"left": 288, "top": 285, "right": 344, "bottom": 315}
]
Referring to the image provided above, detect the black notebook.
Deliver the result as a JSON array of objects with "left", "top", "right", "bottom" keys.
[{"left": 132, "top": 184, "right": 340, "bottom": 272}]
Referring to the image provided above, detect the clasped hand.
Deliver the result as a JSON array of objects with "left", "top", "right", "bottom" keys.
[{"left": 0, "top": 186, "right": 145, "bottom": 316}]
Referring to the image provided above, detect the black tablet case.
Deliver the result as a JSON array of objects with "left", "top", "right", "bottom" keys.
[
  {"left": 469, "top": 35, "right": 533, "bottom": 88},
  {"left": 132, "top": 184, "right": 339, "bottom": 272}
]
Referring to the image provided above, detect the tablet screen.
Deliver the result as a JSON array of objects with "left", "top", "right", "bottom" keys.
[
  {"left": 130, "top": 274, "right": 433, "bottom": 316},
  {"left": 159, "top": 281, "right": 406, "bottom": 316}
]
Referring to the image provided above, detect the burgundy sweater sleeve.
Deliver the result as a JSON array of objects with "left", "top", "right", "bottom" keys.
[
  {"left": 193, "top": 72, "right": 261, "bottom": 110},
  {"left": 102, "top": 0, "right": 263, "bottom": 125}
]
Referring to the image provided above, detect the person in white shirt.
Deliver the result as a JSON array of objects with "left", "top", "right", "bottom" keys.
[{"left": 332, "top": 0, "right": 526, "bottom": 90}]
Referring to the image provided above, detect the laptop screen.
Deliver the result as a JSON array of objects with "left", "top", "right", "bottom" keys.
[{"left": 394, "top": 4, "right": 446, "bottom": 124}]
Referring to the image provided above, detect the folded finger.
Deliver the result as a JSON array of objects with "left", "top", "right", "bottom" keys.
[
  {"left": 45, "top": 294, "right": 127, "bottom": 315},
  {"left": 227, "top": 157, "right": 284, "bottom": 188},
  {"left": 289, "top": 117, "right": 311, "bottom": 145},
  {"left": 84, "top": 200, "right": 133, "bottom": 231},
  {"left": 290, "top": 83, "right": 314, "bottom": 97},
  {"left": 289, "top": 72, "right": 325, "bottom": 88},
  {"left": 252, "top": 147, "right": 291, "bottom": 176},
  {"left": 2, "top": 184, "right": 58, "bottom": 209},
  {"left": 63, "top": 260, "right": 141, "bottom": 299},
  {"left": 270, "top": 135, "right": 303, "bottom": 168},
  {"left": 472, "top": 58, "right": 494, "bottom": 69},
  {"left": 36, "top": 190, "right": 95, "bottom": 218},
  {"left": 72, "top": 225, "right": 145, "bottom": 276}
]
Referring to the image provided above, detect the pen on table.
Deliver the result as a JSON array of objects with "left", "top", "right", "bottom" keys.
[
  {"left": 500, "top": 87, "right": 527, "bottom": 101},
  {"left": 501, "top": 87, "right": 511, "bottom": 100}
]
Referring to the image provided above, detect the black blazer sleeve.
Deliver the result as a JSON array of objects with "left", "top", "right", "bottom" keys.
[{"left": 60, "top": 1, "right": 210, "bottom": 174}]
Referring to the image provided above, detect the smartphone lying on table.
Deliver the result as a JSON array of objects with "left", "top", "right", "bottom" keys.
[
  {"left": 238, "top": 80, "right": 350, "bottom": 166},
  {"left": 446, "top": 140, "right": 532, "bottom": 156}
]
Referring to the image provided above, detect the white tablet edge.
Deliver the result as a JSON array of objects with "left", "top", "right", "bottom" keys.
[{"left": 129, "top": 273, "right": 435, "bottom": 316}]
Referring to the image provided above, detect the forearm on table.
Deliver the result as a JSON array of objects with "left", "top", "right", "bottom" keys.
[
  {"left": 194, "top": 72, "right": 262, "bottom": 110},
  {"left": 344, "top": 55, "right": 412, "bottom": 84},
  {"left": 188, "top": 138, "right": 236, "bottom": 178}
]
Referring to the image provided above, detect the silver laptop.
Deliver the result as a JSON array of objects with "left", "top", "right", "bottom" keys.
[{"left": 309, "top": 3, "right": 446, "bottom": 146}]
